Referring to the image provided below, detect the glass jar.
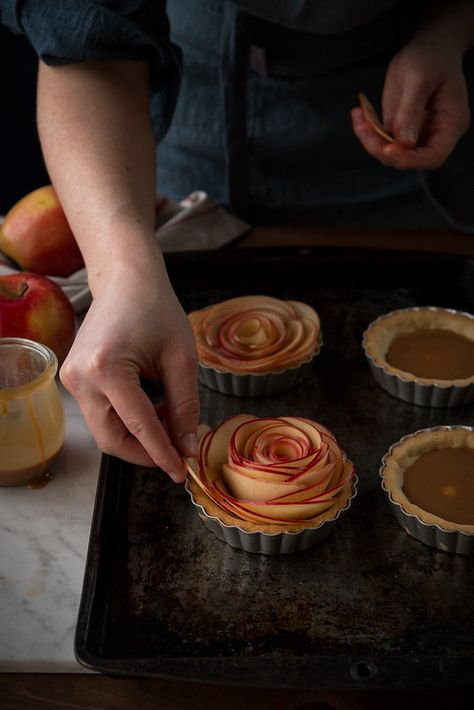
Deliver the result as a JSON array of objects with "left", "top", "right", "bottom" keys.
[{"left": 0, "top": 337, "right": 65, "bottom": 486}]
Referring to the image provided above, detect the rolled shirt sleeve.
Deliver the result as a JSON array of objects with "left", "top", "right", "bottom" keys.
[{"left": 0, "top": 0, "right": 182, "bottom": 138}]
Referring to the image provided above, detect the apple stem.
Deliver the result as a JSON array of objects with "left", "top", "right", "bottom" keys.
[
  {"left": 18, "top": 281, "right": 29, "bottom": 297},
  {"left": 0, "top": 279, "right": 29, "bottom": 300}
]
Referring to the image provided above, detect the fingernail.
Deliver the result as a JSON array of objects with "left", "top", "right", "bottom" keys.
[
  {"left": 169, "top": 470, "right": 186, "bottom": 484},
  {"left": 400, "top": 127, "right": 417, "bottom": 145},
  {"left": 181, "top": 432, "right": 198, "bottom": 457}
]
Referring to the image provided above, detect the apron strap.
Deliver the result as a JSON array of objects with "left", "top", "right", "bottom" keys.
[{"left": 219, "top": 4, "right": 251, "bottom": 217}]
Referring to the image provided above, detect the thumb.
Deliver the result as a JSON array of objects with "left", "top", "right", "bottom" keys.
[
  {"left": 163, "top": 349, "right": 200, "bottom": 458},
  {"left": 392, "top": 79, "right": 432, "bottom": 147}
]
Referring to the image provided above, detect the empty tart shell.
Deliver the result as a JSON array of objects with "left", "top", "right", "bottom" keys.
[
  {"left": 362, "top": 307, "right": 474, "bottom": 407},
  {"left": 380, "top": 426, "right": 474, "bottom": 554}
]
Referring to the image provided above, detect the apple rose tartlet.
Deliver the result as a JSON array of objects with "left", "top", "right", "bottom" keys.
[
  {"left": 188, "top": 295, "right": 322, "bottom": 396},
  {"left": 185, "top": 415, "right": 357, "bottom": 554}
]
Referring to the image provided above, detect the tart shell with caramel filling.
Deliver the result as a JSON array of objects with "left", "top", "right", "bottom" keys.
[
  {"left": 380, "top": 426, "right": 474, "bottom": 548},
  {"left": 362, "top": 307, "right": 474, "bottom": 407},
  {"left": 364, "top": 307, "right": 474, "bottom": 386}
]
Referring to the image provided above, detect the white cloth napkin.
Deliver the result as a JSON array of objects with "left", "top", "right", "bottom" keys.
[{"left": 0, "top": 191, "right": 250, "bottom": 313}]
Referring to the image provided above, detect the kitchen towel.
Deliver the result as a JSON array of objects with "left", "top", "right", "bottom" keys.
[{"left": 0, "top": 191, "right": 250, "bottom": 312}]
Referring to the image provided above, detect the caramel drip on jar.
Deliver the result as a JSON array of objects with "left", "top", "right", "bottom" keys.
[{"left": 26, "top": 394, "right": 56, "bottom": 488}]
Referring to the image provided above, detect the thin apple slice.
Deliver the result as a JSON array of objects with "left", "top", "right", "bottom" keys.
[
  {"left": 201, "top": 414, "right": 255, "bottom": 474},
  {"left": 236, "top": 497, "right": 336, "bottom": 521},
  {"left": 358, "top": 92, "right": 395, "bottom": 143},
  {"left": 267, "top": 472, "right": 333, "bottom": 502},
  {"left": 231, "top": 417, "right": 317, "bottom": 462},
  {"left": 272, "top": 462, "right": 335, "bottom": 495},
  {"left": 222, "top": 463, "right": 307, "bottom": 502}
]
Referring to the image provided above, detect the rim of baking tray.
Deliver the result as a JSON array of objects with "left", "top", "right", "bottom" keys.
[
  {"left": 362, "top": 306, "right": 474, "bottom": 390},
  {"left": 379, "top": 424, "right": 474, "bottom": 537}
]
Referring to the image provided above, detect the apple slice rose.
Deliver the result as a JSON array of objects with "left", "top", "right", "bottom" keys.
[
  {"left": 185, "top": 415, "right": 355, "bottom": 527},
  {"left": 188, "top": 295, "right": 321, "bottom": 373}
]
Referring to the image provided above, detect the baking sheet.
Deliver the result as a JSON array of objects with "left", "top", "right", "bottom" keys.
[{"left": 75, "top": 247, "right": 474, "bottom": 688}]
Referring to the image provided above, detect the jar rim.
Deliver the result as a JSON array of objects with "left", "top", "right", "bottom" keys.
[{"left": 0, "top": 337, "right": 58, "bottom": 396}]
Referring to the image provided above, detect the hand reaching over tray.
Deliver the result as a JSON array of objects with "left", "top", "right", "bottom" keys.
[
  {"left": 37, "top": 60, "right": 199, "bottom": 481},
  {"left": 60, "top": 257, "right": 199, "bottom": 481},
  {"left": 351, "top": 0, "right": 473, "bottom": 170}
]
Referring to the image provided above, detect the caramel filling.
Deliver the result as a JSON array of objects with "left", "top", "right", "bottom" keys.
[
  {"left": 385, "top": 328, "right": 474, "bottom": 380},
  {"left": 402, "top": 447, "right": 474, "bottom": 525}
]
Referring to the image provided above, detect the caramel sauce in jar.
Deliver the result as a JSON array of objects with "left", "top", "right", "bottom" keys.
[{"left": 0, "top": 338, "right": 65, "bottom": 487}]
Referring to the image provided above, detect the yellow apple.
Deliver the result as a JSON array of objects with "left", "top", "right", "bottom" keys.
[{"left": 0, "top": 185, "right": 84, "bottom": 277}]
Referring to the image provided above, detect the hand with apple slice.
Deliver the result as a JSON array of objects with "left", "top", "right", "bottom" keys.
[
  {"left": 36, "top": 59, "right": 200, "bottom": 481},
  {"left": 351, "top": 0, "right": 473, "bottom": 170}
]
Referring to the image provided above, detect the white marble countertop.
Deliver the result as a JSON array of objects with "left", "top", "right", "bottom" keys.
[{"left": 0, "top": 385, "right": 101, "bottom": 672}]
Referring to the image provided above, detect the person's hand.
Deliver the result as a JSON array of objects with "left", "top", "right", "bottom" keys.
[
  {"left": 35, "top": 60, "right": 200, "bottom": 482},
  {"left": 351, "top": 37, "right": 470, "bottom": 170},
  {"left": 60, "top": 261, "right": 200, "bottom": 483}
]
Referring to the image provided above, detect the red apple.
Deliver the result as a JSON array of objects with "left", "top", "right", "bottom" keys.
[
  {"left": 0, "top": 273, "right": 76, "bottom": 365},
  {"left": 0, "top": 185, "right": 84, "bottom": 277}
]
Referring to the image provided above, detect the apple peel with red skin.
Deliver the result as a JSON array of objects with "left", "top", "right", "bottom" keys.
[
  {"left": 185, "top": 414, "right": 355, "bottom": 528},
  {"left": 188, "top": 295, "right": 321, "bottom": 374}
]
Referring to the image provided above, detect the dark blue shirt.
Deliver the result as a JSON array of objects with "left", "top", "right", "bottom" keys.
[
  {"left": 0, "top": 0, "right": 181, "bottom": 139},
  {"left": 1, "top": 0, "right": 473, "bottom": 231}
]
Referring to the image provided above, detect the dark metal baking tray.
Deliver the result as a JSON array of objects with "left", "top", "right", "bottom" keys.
[{"left": 75, "top": 247, "right": 474, "bottom": 688}]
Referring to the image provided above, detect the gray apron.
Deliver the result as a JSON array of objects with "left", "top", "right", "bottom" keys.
[{"left": 156, "top": 0, "right": 474, "bottom": 231}]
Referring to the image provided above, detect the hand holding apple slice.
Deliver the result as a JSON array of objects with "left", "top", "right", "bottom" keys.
[{"left": 185, "top": 415, "right": 355, "bottom": 527}]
